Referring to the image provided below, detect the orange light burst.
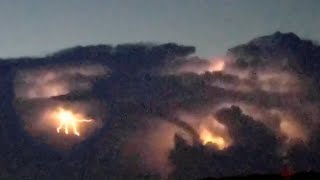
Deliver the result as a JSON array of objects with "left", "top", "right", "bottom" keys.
[
  {"left": 199, "top": 127, "right": 227, "bottom": 150},
  {"left": 208, "top": 60, "right": 225, "bottom": 72},
  {"left": 54, "top": 107, "right": 92, "bottom": 136}
]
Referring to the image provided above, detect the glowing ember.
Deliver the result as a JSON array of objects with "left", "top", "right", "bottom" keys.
[
  {"left": 54, "top": 107, "right": 92, "bottom": 136},
  {"left": 199, "top": 127, "right": 226, "bottom": 150}
]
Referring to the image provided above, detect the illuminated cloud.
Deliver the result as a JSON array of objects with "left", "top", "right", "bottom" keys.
[
  {"left": 163, "top": 57, "right": 227, "bottom": 75},
  {"left": 3, "top": 33, "right": 320, "bottom": 179},
  {"left": 14, "top": 64, "right": 109, "bottom": 99},
  {"left": 123, "top": 119, "right": 193, "bottom": 178}
]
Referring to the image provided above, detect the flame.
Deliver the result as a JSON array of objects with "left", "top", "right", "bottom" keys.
[
  {"left": 54, "top": 107, "right": 92, "bottom": 136},
  {"left": 199, "top": 126, "right": 227, "bottom": 150}
]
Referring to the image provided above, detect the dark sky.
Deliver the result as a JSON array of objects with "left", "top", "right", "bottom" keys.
[{"left": 0, "top": 0, "right": 319, "bottom": 58}]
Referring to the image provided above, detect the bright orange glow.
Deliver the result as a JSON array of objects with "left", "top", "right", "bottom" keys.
[
  {"left": 54, "top": 107, "right": 92, "bottom": 136},
  {"left": 280, "top": 119, "right": 307, "bottom": 142},
  {"left": 199, "top": 126, "right": 227, "bottom": 150},
  {"left": 208, "top": 60, "right": 225, "bottom": 72}
]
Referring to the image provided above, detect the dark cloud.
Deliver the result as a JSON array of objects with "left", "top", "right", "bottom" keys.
[
  {"left": 0, "top": 42, "right": 197, "bottom": 179},
  {"left": 169, "top": 106, "right": 281, "bottom": 179},
  {"left": 228, "top": 31, "right": 320, "bottom": 88},
  {"left": 1, "top": 33, "right": 320, "bottom": 179}
]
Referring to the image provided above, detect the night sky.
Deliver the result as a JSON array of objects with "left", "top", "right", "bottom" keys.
[{"left": 0, "top": 0, "right": 319, "bottom": 58}]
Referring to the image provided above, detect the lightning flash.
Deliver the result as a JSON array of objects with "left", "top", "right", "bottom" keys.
[
  {"left": 54, "top": 107, "right": 93, "bottom": 136},
  {"left": 199, "top": 126, "right": 227, "bottom": 150}
]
